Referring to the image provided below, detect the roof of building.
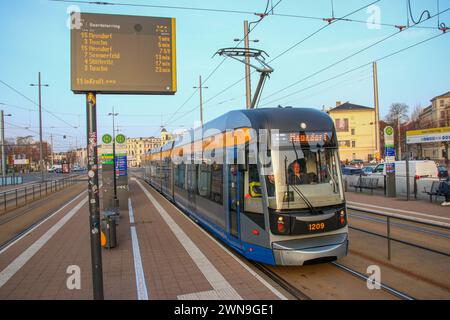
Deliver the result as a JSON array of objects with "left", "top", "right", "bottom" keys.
[
  {"left": 431, "top": 91, "right": 450, "bottom": 101},
  {"left": 328, "top": 102, "right": 373, "bottom": 112},
  {"left": 161, "top": 128, "right": 167, "bottom": 132}
]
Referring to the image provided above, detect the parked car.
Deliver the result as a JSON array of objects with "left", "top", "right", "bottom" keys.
[
  {"left": 438, "top": 166, "right": 449, "bottom": 179},
  {"left": 342, "top": 167, "right": 366, "bottom": 176},
  {"left": 349, "top": 159, "right": 364, "bottom": 167}
]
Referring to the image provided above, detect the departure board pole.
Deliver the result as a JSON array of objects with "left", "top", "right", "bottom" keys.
[{"left": 86, "top": 92, "right": 104, "bottom": 300}]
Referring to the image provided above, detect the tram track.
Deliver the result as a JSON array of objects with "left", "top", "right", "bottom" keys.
[{"left": 252, "top": 262, "right": 312, "bottom": 300}]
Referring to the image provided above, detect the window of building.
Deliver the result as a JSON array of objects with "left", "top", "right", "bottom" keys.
[
  {"left": 351, "top": 141, "right": 356, "bottom": 148},
  {"left": 335, "top": 118, "right": 349, "bottom": 132},
  {"left": 440, "top": 99, "right": 445, "bottom": 106},
  {"left": 351, "top": 128, "right": 355, "bottom": 135},
  {"left": 338, "top": 140, "right": 350, "bottom": 147}
]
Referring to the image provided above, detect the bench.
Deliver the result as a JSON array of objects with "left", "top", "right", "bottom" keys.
[
  {"left": 350, "top": 176, "right": 378, "bottom": 194},
  {"left": 423, "top": 181, "right": 447, "bottom": 202}
]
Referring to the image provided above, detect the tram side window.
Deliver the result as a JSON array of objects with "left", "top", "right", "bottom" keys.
[
  {"left": 175, "top": 163, "right": 186, "bottom": 189},
  {"left": 210, "top": 163, "right": 223, "bottom": 205},
  {"left": 197, "top": 163, "right": 211, "bottom": 197},
  {"left": 248, "top": 164, "right": 262, "bottom": 197},
  {"left": 187, "top": 164, "right": 197, "bottom": 191}
]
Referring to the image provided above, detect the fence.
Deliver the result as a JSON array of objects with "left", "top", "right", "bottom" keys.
[
  {"left": 347, "top": 205, "right": 450, "bottom": 260},
  {"left": 0, "top": 175, "right": 23, "bottom": 187},
  {"left": 0, "top": 175, "right": 79, "bottom": 214}
]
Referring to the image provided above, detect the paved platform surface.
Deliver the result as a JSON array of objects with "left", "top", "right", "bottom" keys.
[
  {"left": 0, "top": 178, "right": 286, "bottom": 300},
  {"left": 346, "top": 192, "right": 450, "bottom": 224}
]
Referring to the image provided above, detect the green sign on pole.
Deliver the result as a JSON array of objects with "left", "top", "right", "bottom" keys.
[
  {"left": 116, "top": 134, "right": 126, "bottom": 144},
  {"left": 102, "top": 134, "right": 112, "bottom": 144}
]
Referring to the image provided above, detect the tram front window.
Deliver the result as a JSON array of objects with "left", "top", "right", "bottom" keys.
[{"left": 269, "top": 147, "right": 344, "bottom": 209}]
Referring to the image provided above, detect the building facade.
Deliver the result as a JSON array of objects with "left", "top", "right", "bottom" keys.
[
  {"left": 126, "top": 137, "right": 161, "bottom": 167},
  {"left": 327, "top": 102, "right": 377, "bottom": 162},
  {"left": 417, "top": 91, "right": 450, "bottom": 161}
]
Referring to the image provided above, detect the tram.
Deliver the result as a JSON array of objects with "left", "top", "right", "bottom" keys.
[{"left": 142, "top": 107, "right": 348, "bottom": 266}]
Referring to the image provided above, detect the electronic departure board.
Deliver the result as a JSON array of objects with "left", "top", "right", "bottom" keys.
[{"left": 71, "top": 13, "right": 176, "bottom": 94}]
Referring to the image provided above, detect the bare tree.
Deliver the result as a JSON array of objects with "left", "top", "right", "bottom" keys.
[{"left": 385, "top": 103, "right": 409, "bottom": 160}]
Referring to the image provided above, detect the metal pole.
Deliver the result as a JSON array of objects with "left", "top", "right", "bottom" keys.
[
  {"left": 86, "top": 92, "right": 104, "bottom": 300},
  {"left": 244, "top": 20, "right": 252, "bottom": 109},
  {"left": 112, "top": 107, "right": 118, "bottom": 208},
  {"left": 406, "top": 143, "right": 410, "bottom": 201},
  {"left": 199, "top": 76, "right": 203, "bottom": 127},
  {"left": 50, "top": 134, "right": 54, "bottom": 167},
  {"left": 1, "top": 110, "right": 5, "bottom": 179},
  {"left": 38, "top": 72, "right": 44, "bottom": 183},
  {"left": 387, "top": 216, "right": 391, "bottom": 260},
  {"left": 373, "top": 62, "right": 380, "bottom": 159}
]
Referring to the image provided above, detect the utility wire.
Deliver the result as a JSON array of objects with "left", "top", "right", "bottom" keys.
[
  {"left": 167, "top": 0, "right": 380, "bottom": 126},
  {"left": 161, "top": 0, "right": 283, "bottom": 128},
  {"left": 260, "top": 6, "right": 450, "bottom": 103},
  {"left": 261, "top": 31, "right": 449, "bottom": 106},
  {"left": 0, "top": 79, "right": 79, "bottom": 129}
]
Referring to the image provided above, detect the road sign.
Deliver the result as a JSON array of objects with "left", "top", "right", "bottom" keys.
[
  {"left": 406, "top": 126, "right": 450, "bottom": 144},
  {"left": 102, "top": 133, "right": 112, "bottom": 145},
  {"left": 71, "top": 12, "right": 176, "bottom": 94},
  {"left": 115, "top": 133, "right": 126, "bottom": 144}
]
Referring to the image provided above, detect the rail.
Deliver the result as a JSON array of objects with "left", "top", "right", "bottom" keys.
[
  {"left": 0, "top": 175, "right": 80, "bottom": 214},
  {"left": 347, "top": 205, "right": 450, "bottom": 260}
]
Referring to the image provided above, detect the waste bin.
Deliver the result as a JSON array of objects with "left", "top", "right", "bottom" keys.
[{"left": 101, "top": 210, "right": 118, "bottom": 249}]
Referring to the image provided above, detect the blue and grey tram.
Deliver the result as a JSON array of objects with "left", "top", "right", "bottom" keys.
[{"left": 142, "top": 107, "right": 348, "bottom": 266}]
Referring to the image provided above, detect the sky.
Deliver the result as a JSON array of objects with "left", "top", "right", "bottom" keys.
[{"left": 0, "top": 0, "right": 449, "bottom": 152}]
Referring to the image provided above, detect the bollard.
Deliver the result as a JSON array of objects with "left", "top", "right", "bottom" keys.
[
  {"left": 15, "top": 189, "right": 18, "bottom": 207},
  {"left": 25, "top": 186, "right": 27, "bottom": 204}
]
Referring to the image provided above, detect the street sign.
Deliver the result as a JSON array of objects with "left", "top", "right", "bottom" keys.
[
  {"left": 384, "top": 126, "right": 395, "bottom": 161},
  {"left": 115, "top": 133, "right": 126, "bottom": 144},
  {"left": 71, "top": 12, "right": 176, "bottom": 94},
  {"left": 406, "top": 126, "right": 450, "bottom": 144},
  {"left": 102, "top": 133, "right": 112, "bottom": 145},
  {"left": 115, "top": 153, "right": 127, "bottom": 177}
]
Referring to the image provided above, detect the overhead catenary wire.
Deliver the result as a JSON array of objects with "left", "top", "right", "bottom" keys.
[
  {"left": 166, "top": 0, "right": 381, "bottom": 126},
  {"left": 260, "top": 6, "right": 450, "bottom": 103},
  {"left": 160, "top": 0, "right": 284, "bottom": 129},
  {"left": 260, "top": 31, "right": 449, "bottom": 107},
  {"left": 0, "top": 79, "right": 79, "bottom": 129}
]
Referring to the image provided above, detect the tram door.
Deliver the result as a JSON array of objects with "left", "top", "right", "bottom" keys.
[
  {"left": 187, "top": 164, "right": 196, "bottom": 213},
  {"left": 228, "top": 164, "right": 241, "bottom": 239}
]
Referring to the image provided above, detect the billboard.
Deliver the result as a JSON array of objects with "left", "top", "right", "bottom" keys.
[
  {"left": 406, "top": 126, "right": 450, "bottom": 144},
  {"left": 71, "top": 12, "right": 176, "bottom": 94}
]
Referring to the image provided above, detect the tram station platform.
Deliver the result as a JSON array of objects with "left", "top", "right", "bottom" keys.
[
  {"left": 346, "top": 192, "right": 450, "bottom": 224},
  {"left": 0, "top": 178, "right": 287, "bottom": 300}
]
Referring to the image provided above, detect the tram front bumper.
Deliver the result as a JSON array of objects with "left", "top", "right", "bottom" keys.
[{"left": 272, "top": 233, "right": 348, "bottom": 266}]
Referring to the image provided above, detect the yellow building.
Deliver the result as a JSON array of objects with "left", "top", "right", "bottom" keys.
[
  {"left": 126, "top": 137, "right": 161, "bottom": 167},
  {"left": 327, "top": 102, "right": 377, "bottom": 162},
  {"left": 161, "top": 127, "right": 172, "bottom": 145}
]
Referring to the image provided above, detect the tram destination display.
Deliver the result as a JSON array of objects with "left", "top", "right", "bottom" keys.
[{"left": 71, "top": 12, "right": 176, "bottom": 94}]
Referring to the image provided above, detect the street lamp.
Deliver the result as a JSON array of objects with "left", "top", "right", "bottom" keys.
[
  {"left": 0, "top": 109, "right": 12, "bottom": 178},
  {"left": 108, "top": 107, "right": 119, "bottom": 209}
]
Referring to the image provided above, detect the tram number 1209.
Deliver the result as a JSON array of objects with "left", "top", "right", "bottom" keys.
[{"left": 308, "top": 222, "right": 325, "bottom": 232}]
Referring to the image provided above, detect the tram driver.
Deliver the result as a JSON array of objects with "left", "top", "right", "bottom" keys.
[{"left": 288, "top": 160, "right": 310, "bottom": 185}]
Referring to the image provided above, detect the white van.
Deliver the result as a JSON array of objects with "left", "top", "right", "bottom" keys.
[
  {"left": 369, "top": 160, "right": 438, "bottom": 194},
  {"left": 370, "top": 160, "right": 438, "bottom": 179}
]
